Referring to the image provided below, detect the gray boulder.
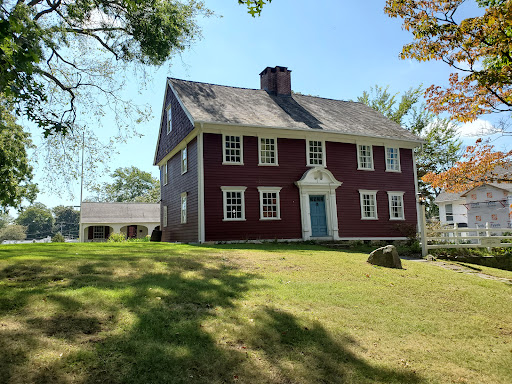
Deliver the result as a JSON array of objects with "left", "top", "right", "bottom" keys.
[{"left": 367, "top": 245, "right": 402, "bottom": 269}]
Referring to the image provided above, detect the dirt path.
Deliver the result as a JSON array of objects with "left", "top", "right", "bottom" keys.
[{"left": 430, "top": 261, "right": 512, "bottom": 284}]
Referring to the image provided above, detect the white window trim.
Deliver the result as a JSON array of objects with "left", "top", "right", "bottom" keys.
[
  {"left": 357, "top": 144, "right": 374, "bottom": 171},
  {"left": 166, "top": 105, "right": 172, "bottom": 134},
  {"left": 163, "top": 206, "right": 168, "bottom": 227},
  {"left": 181, "top": 147, "right": 188, "bottom": 174},
  {"left": 163, "top": 162, "right": 168, "bottom": 186},
  {"left": 222, "top": 134, "right": 244, "bottom": 165},
  {"left": 385, "top": 147, "right": 401, "bottom": 172},
  {"left": 258, "top": 137, "right": 279, "bottom": 166},
  {"left": 359, "top": 189, "right": 378, "bottom": 220},
  {"left": 181, "top": 192, "right": 187, "bottom": 224},
  {"left": 221, "top": 186, "right": 247, "bottom": 221},
  {"left": 306, "top": 139, "right": 326, "bottom": 167},
  {"left": 387, "top": 191, "right": 405, "bottom": 221},
  {"left": 257, "top": 187, "right": 282, "bottom": 220},
  {"left": 445, "top": 203, "right": 454, "bottom": 222}
]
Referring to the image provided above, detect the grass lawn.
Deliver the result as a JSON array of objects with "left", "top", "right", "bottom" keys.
[{"left": 0, "top": 243, "right": 511, "bottom": 384}]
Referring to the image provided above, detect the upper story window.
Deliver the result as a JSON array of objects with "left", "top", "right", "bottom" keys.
[
  {"left": 181, "top": 147, "right": 188, "bottom": 174},
  {"left": 307, "top": 140, "right": 325, "bottom": 166},
  {"left": 357, "top": 144, "right": 374, "bottom": 170},
  {"left": 445, "top": 203, "right": 453, "bottom": 222},
  {"left": 163, "top": 162, "right": 168, "bottom": 185},
  {"left": 359, "top": 190, "right": 378, "bottom": 220},
  {"left": 166, "top": 105, "right": 172, "bottom": 134},
  {"left": 259, "top": 137, "right": 278, "bottom": 165},
  {"left": 386, "top": 147, "right": 400, "bottom": 172},
  {"left": 221, "top": 186, "right": 246, "bottom": 221},
  {"left": 223, "top": 135, "right": 243, "bottom": 165},
  {"left": 387, "top": 192, "right": 405, "bottom": 220},
  {"left": 258, "top": 187, "right": 282, "bottom": 220},
  {"left": 181, "top": 193, "right": 187, "bottom": 224}
]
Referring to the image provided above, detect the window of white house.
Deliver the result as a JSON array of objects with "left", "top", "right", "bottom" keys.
[
  {"left": 223, "top": 135, "right": 243, "bottom": 164},
  {"left": 181, "top": 146, "right": 187, "bottom": 174},
  {"left": 307, "top": 140, "right": 325, "bottom": 166},
  {"left": 166, "top": 105, "right": 172, "bottom": 134},
  {"left": 181, "top": 193, "right": 187, "bottom": 224},
  {"left": 259, "top": 137, "right": 278, "bottom": 165},
  {"left": 221, "top": 186, "right": 246, "bottom": 220},
  {"left": 387, "top": 192, "right": 405, "bottom": 220},
  {"left": 163, "top": 206, "right": 168, "bottom": 227},
  {"left": 359, "top": 190, "right": 378, "bottom": 220},
  {"left": 258, "top": 187, "right": 282, "bottom": 220},
  {"left": 93, "top": 226, "right": 105, "bottom": 239},
  {"left": 163, "top": 162, "right": 168, "bottom": 185},
  {"left": 386, "top": 147, "right": 400, "bottom": 172},
  {"left": 445, "top": 203, "right": 453, "bottom": 222},
  {"left": 357, "top": 144, "right": 374, "bottom": 170}
]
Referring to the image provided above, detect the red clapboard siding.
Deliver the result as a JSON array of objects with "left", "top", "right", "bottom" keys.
[
  {"left": 203, "top": 133, "right": 417, "bottom": 241},
  {"left": 161, "top": 138, "right": 198, "bottom": 242}
]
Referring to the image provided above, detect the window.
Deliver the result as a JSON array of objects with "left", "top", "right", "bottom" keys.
[
  {"left": 166, "top": 105, "right": 172, "bottom": 134},
  {"left": 445, "top": 203, "right": 453, "bottom": 222},
  {"left": 93, "top": 226, "right": 105, "bottom": 239},
  {"left": 387, "top": 192, "right": 405, "bottom": 220},
  {"left": 223, "top": 135, "right": 243, "bottom": 164},
  {"left": 386, "top": 147, "right": 400, "bottom": 172},
  {"left": 221, "top": 186, "right": 246, "bottom": 220},
  {"left": 181, "top": 147, "right": 187, "bottom": 174},
  {"left": 163, "top": 206, "right": 168, "bottom": 227},
  {"left": 259, "top": 137, "right": 278, "bottom": 165},
  {"left": 359, "top": 190, "right": 378, "bottom": 220},
  {"left": 162, "top": 162, "right": 168, "bottom": 186},
  {"left": 181, "top": 193, "right": 187, "bottom": 224},
  {"left": 258, "top": 187, "right": 282, "bottom": 220},
  {"left": 307, "top": 140, "right": 325, "bottom": 166},
  {"left": 357, "top": 144, "right": 374, "bottom": 170}
]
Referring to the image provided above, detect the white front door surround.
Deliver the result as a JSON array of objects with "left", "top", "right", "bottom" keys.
[{"left": 295, "top": 167, "right": 342, "bottom": 240}]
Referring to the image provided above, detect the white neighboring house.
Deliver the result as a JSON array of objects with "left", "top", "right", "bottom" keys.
[
  {"left": 435, "top": 183, "right": 512, "bottom": 229},
  {"left": 80, "top": 202, "right": 160, "bottom": 242}
]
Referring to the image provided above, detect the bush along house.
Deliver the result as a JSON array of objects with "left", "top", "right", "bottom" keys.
[{"left": 154, "top": 66, "right": 422, "bottom": 243}]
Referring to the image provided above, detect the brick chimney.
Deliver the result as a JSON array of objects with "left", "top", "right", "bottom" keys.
[{"left": 260, "top": 66, "right": 292, "bottom": 96}]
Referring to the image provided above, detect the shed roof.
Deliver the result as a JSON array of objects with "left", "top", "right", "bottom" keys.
[
  {"left": 81, "top": 202, "right": 160, "bottom": 224},
  {"left": 168, "top": 78, "right": 422, "bottom": 143}
]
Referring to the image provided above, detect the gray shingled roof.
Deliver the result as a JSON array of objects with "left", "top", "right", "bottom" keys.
[
  {"left": 169, "top": 78, "right": 422, "bottom": 143},
  {"left": 81, "top": 202, "right": 160, "bottom": 224}
]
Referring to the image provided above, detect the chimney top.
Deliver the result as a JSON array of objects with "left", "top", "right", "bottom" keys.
[{"left": 260, "top": 66, "right": 292, "bottom": 96}]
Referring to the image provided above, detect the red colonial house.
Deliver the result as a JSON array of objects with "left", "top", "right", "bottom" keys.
[{"left": 154, "top": 66, "right": 422, "bottom": 243}]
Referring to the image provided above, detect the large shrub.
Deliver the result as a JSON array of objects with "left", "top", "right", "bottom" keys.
[{"left": 108, "top": 232, "right": 126, "bottom": 243}]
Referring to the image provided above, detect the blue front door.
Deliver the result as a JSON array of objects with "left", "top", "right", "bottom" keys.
[{"left": 310, "top": 195, "right": 328, "bottom": 237}]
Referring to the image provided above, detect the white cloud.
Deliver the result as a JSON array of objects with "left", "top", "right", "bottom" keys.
[{"left": 457, "top": 119, "right": 495, "bottom": 138}]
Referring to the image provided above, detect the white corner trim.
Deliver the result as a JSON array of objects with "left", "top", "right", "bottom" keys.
[{"left": 197, "top": 130, "right": 205, "bottom": 243}]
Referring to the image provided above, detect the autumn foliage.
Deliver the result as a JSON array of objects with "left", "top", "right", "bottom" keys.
[
  {"left": 422, "top": 139, "right": 512, "bottom": 192},
  {"left": 385, "top": 0, "right": 512, "bottom": 122}
]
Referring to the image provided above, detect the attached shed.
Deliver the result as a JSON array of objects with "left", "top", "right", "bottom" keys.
[{"left": 80, "top": 202, "right": 160, "bottom": 242}]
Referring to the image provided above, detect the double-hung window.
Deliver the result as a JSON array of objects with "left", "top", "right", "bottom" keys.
[
  {"left": 163, "top": 162, "right": 168, "bottom": 185},
  {"left": 357, "top": 144, "right": 374, "bottom": 170},
  {"left": 387, "top": 192, "right": 405, "bottom": 220},
  {"left": 166, "top": 105, "right": 172, "bottom": 134},
  {"left": 359, "top": 190, "right": 378, "bottom": 220},
  {"left": 445, "top": 203, "right": 453, "bottom": 222},
  {"left": 259, "top": 137, "right": 278, "bottom": 165},
  {"left": 163, "top": 206, "right": 168, "bottom": 227},
  {"left": 93, "top": 226, "right": 105, "bottom": 239},
  {"left": 386, "top": 147, "right": 400, "bottom": 172},
  {"left": 181, "top": 146, "right": 188, "bottom": 174},
  {"left": 221, "top": 187, "right": 246, "bottom": 220},
  {"left": 307, "top": 140, "right": 325, "bottom": 166},
  {"left": 223, "top": 135, "right": 243, "bottom": 164},
  {"left": 258, "top": 187, "right": 282, "bottom": 220},
  {"left": 181, "top": 193, "right": 187, "bottom": 224}
]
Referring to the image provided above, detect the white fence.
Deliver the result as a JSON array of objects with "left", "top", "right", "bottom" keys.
[{"left": 422, "top": 222, "right": 512, "bottom": 256}]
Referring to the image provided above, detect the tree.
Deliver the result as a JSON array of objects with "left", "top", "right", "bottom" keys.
[
  {"left": 357, "top": 85, "right": 462, "bottom": 215},
  {"left": 0, "top": 96, "right": 38, "bottom": 212},
  {"left": 15, "top": 202, "right": 54, "bottom": 239},
  {"left": 0, "top": 224, "right": 27, "bottom": 242},
  {"left": 0, "top": 213, "right": 12, "bottom": 229},
  {"left": 422, "top": 139, "right": 512, "bottom": 193},
  {"left": 52, "top": 205, "right": 80, "bottom": 239},
  {"left": 384, "top": 0, "right": 512, "bottom": 123},
  {"left": 89, "top": 166, "right": 160, "bottom": 203},
  {"left": 238, "top": 0, "right": 272, "bottom": 16}
]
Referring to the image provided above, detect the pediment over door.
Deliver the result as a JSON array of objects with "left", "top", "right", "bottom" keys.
[{"left": 295, "top": 167, "right": 342, "bottom": 189}]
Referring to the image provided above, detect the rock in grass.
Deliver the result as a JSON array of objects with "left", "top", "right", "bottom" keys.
[{"left": 367, "top": 245, "right": 402, "bottom": 269}]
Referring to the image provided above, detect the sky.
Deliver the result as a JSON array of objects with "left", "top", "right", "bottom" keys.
[{"left": 27, "top": 0, "right": 512, "bottom": 212}]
